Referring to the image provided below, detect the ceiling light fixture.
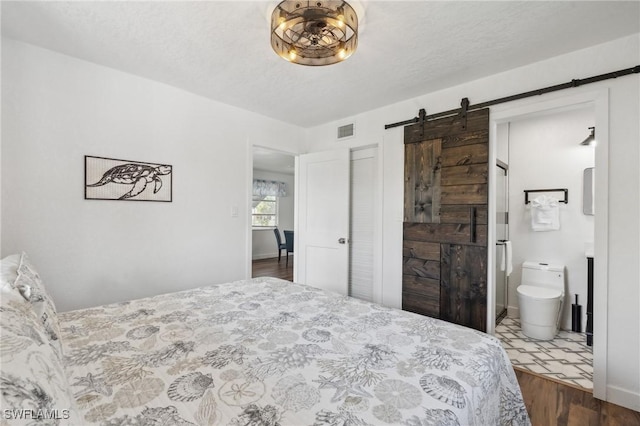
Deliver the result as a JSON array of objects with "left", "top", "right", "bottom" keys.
[
  {"left": 580, "top": 127, "right": 596, "bottom": 146},
  {"left": 271, "top": 1, "right": 358, "bottom": 66}
]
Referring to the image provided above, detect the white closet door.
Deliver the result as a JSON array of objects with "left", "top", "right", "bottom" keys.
[
  {"left": 349, "top": 148, "right": 377, "bottom": 302},
  {"left": 297, "top": 149, "right": 350, "bottom": 295}
]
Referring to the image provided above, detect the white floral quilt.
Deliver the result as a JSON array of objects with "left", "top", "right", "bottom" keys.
[{"left": 59, "top": 277, "right": 530, "bottom": 425}]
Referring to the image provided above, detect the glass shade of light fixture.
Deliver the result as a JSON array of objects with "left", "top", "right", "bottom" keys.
[
  {"left": 580, "top": 127, "right": 596, "bottom": 146},
  {"left": 271, "top": 1, "right": 358, "bottom": 66}
]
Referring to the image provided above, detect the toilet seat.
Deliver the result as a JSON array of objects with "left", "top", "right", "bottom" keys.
[{"left": 517, "top": 285, "right": 562, "bottom": 300}]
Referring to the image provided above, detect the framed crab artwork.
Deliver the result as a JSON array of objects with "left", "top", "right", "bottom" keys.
[{"left": 85, "top": 155, "right": 173, "bottom": 202}]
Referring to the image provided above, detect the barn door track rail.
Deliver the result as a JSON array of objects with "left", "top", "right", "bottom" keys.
[{"left": 385, "top": 65, "right": 640, "bottom": 130}]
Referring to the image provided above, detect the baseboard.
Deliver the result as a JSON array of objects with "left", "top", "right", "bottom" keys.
[
  {"left": 252, "top": 253, "right": 278, "bottom": 260},
  {"left": 507, "top": 306, "right": 520, "bottom": 319},
  {"left": 607, "top": 384, "right": 640, "bottom": 412}
]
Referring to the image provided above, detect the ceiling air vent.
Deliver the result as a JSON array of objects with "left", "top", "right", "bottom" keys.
[{"left": 337, "top": 123, "right": 355, "bottom": 140}]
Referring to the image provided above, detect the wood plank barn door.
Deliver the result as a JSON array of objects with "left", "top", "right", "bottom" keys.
[{"left": 402, "top": 108, "right": 489, "bottom": 331}]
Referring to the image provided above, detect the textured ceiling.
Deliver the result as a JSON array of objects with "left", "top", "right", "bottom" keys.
[{"left": 2, "top": 1, "right": 639, "bottom": 128}]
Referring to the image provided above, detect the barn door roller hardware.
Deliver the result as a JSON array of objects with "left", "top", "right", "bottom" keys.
[
  {"left": 459, "top": 97, "right": 470, "bottom": 130},
  {"left": 416, "top": 108, "right": 426, "bottom": 138},
  {"left": 385, "top": 65, "right": 640, "bottom": 130}
]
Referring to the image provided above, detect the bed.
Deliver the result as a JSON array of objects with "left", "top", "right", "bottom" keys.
[{"left": 1, "top": 253, "right": 530, "bottom": 425}]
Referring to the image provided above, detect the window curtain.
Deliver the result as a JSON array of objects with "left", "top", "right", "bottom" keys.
[{"left": 252, "top": 179, "right": 287, "bottom": 197}]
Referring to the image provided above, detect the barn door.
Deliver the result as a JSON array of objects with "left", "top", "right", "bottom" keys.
[{"left": 402, "top": 108, "right": 489, "bottom": 331}]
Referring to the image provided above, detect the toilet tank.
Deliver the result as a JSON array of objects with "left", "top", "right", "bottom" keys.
[{"left": 521, "top": 261, "right": 565, "bottom": 291}]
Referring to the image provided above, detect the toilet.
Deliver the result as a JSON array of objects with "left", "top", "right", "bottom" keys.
[{"left": 516, "top": 261, "right": 565, "bottom": 340}]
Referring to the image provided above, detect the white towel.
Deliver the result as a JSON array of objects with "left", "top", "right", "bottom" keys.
[
  {"left": 499, "top": 241, "right": 513, "bottom": 276},
  {"left": 530, "top": 195, "right": 560, "bottom": 231},
  {"left": 504, "top": 241, "right": 513, "bottom": 276}
]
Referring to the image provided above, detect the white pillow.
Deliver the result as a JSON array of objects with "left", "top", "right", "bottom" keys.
[
  {"left": 0, "top": 253, "right": 21, "bottom": 294},
  {"left": 14, "top": 253, "right": 61, "bottom": 342},
  {"left": 0, "top": 294, "right": 75, "bottom": 424}
]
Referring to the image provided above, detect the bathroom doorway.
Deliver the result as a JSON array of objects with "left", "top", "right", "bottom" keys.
[{"left": 491, "top": 100, "right": 597, "bottom": 391}]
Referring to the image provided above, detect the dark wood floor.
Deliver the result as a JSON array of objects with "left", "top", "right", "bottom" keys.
[
  {"left": 516, "top": 368, "right": 640, "bottom": 426},
  {"left": 250, "top": 257, "right": 640, "bottom": 425},
  {"left": 252, "top": 256, "right": 293, "bottom": 281}
]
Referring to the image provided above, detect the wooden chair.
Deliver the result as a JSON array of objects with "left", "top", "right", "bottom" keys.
[
  {"left": 284, "top": 230, "right": 294, "bottom": 267},
  {"left": 274, "top": 228, "right": 286, "bottom": 262}
]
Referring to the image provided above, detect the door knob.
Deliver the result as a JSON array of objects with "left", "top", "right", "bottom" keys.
[{"left": 338, "top": 238, "right": 347, "bottom": 244}]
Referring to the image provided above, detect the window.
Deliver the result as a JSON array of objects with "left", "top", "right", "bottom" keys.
[
  {"left": 252, "top": 178, "right": 285, "bottom": 228},
  {"left": 252, "top": 195, "right": 278, "bottom": 227}
]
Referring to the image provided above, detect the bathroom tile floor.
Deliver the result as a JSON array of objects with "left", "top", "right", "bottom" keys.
[{"left": 495, "top": 317, "right": 593, "bottom": 389}]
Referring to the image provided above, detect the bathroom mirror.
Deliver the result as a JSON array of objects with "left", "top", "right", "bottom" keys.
[{"left": 583, "top": 167, "right": 594, "bottom": 215}]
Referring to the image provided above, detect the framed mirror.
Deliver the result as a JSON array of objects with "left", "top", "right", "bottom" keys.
[{"left": 583, "top": 167, "right": 594, "bottom": 215}]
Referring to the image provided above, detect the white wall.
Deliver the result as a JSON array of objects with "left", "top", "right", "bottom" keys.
[
  {"left": 1, "top": 39, "right": 303, "bottom": 311},
  {"left": 496, "top": 123, "right": 509, "bottom": 164},
  {"left": 2, "top": 32, "right": 639, "bottom": 410},
  {"left": 506, "top": 107, "right": 594, "bottom": 330},
  {"left": 304, "top": 34, "right": 640, "bottom": 410},
  {"left": 251, "top": 169, "right": 295, "bottom": 260}
]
